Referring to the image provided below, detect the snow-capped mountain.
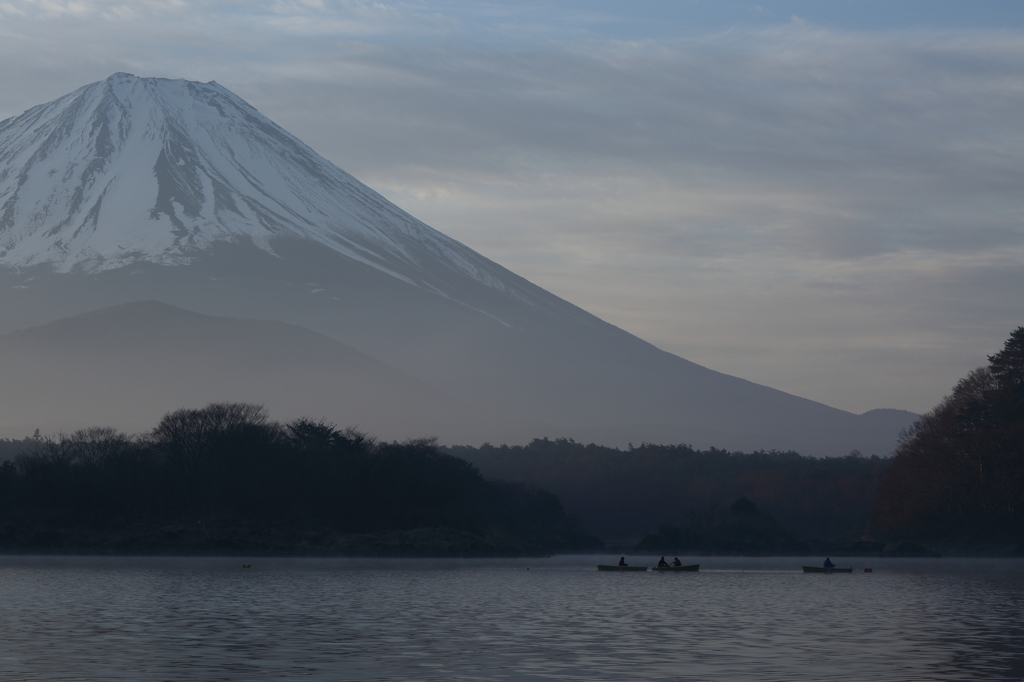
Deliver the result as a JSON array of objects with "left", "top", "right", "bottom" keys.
[
  {"left": 0, "top": 73, "right": 525, "bottom": 304},
  {"left": 0, "top": 75, "right": 918, "bottom": 454}
]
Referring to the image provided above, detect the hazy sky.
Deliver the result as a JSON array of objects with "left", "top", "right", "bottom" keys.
[{"left": 1, "top": 1, "right": 1022, "bottom": 415}]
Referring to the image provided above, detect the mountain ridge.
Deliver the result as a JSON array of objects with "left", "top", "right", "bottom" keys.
[{"left": 0, "top": 300, "right": 528, "bottom": 442}]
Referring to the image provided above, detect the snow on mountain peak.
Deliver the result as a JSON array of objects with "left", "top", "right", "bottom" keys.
[{"left": 0, "top": 73, "right": 519, "bottom": 300}]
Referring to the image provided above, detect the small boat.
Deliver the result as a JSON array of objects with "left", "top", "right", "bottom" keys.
[
  {"left": 802, "top": 566, "right": 853, "bottom": 573},
  {"left": 597, "top": 565, "right": 648, "bottom": 571},
  {"left": 652, "top": 564, "right": 699, "bottom": 572}
]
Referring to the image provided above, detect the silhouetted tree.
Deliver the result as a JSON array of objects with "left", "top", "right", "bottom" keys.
[
  {"left": 873, "top": 327, "right": 1024, "bottom": 549},
  {"left": 152, "top": 402, "right": 279, "bottom": 507},
  {"left": 0, "top": 403, "right": 600, "bottom": 554}
]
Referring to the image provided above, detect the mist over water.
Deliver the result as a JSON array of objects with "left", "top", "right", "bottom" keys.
[{"left": 1, "top": 556, "right": 1021, "bottom": 681}]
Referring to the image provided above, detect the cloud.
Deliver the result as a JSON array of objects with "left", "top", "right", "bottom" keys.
[{"left": 0, "top": 4, "right": 1021, "bottom": 413}]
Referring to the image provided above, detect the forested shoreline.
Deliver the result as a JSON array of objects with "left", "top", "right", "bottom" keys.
[
  {"left": 448, "top": 441, "right": 890, "bottom": 544},
  {"left": 0, "top": 404, "right": 600, "bottom": 556},
  {"left": 2, "top": 326, "right": 1021, "bottom": 558},
  {"left": 447, "top": 440, "right": 896, "bottom": 553},
  {"left": 870, "top": 327, "right": 1024, "bottom": 555},
  {"left": 4, "top": 423, "right": 901, "bottom": 556}
]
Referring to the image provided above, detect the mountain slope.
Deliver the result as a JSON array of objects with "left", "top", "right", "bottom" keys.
[
  {"left": 0, "top": 301, "right": 521, "bottom": 441},
  {"left": 0, "top": 74, "right": 918, "bottom": 454}
]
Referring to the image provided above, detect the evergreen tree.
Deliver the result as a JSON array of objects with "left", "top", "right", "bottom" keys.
[{"left": 873, "top": 328, "right": 1024, "bottom": 550}]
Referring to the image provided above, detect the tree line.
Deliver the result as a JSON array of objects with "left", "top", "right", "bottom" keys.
[
  {"left": 871, "top": 327, "right": 1024, "bottom": 553},
  {"left": 0, "top": 403, "right": 600, "bottom": 555},
  {"left": 445, "top": 440, "right": 891, "bottom": 545}
]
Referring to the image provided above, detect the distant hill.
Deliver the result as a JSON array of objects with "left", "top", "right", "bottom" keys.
[{"left": 0, "top": 301, "right": 524, "bottom": 442}]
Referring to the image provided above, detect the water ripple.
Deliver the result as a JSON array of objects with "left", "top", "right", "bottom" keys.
[{"left": 0, "top": 556, "right": 1021, "bottom": 681}]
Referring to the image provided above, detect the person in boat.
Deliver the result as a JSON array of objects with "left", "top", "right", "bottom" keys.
[
  {"left": 672, "top": 557, "right": 682, "bottom": 567},
  {"left": 823, "top": 557, "right": 836, "bottom": 569},
  {"left": 618, "top": 556, "right": 628, "bottom": 567},
  {"left": 658, "top": 556, "right": 669, "bottom": 568}
]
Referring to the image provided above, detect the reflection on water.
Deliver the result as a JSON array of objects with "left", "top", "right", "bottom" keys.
[{"left": 0, "top": 555, "right": 1021, "bottom": 681}]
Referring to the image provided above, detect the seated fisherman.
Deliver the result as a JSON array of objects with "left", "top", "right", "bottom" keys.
[
  {"left": 658, "top": 556, "right": 669, "bottom": 568},
  {"left": 823, "top": 557, "right": 836, "bottom": 569},
  {"left": 672, "top": 557, "right": 682, "bottom": 567},
  {"left": 618, "top": 556, "right": 628, "bottom": 567}
]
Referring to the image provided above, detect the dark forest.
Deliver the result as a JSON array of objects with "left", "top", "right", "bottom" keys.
[
  {"left": 446, "top": 441, "right": 891, "bottom": 547},
  {"left": 0, "top": 403, "right": 599, "bottom": 556},
  {"left": 872, "top": 327, "right": 1024, "bottom": 554}
]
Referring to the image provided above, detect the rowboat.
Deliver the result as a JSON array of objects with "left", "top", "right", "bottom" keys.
[
  {"left": 802, "top": 566, "right": 853, "bottom": 573},
  {"left": 597, "top": 565, "right": 648, "bottom": 571},
  {"left": 652, "top": 564, "right": 699, "bottom": 572}
]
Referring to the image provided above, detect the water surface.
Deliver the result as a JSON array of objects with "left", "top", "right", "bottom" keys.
[{"left": 1, "top": 555, "right": 1021, "bottom": 680}]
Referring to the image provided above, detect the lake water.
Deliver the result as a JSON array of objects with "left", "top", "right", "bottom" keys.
[{"left": 1, "top": 555, "right": 1021, "bottom": 681}]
